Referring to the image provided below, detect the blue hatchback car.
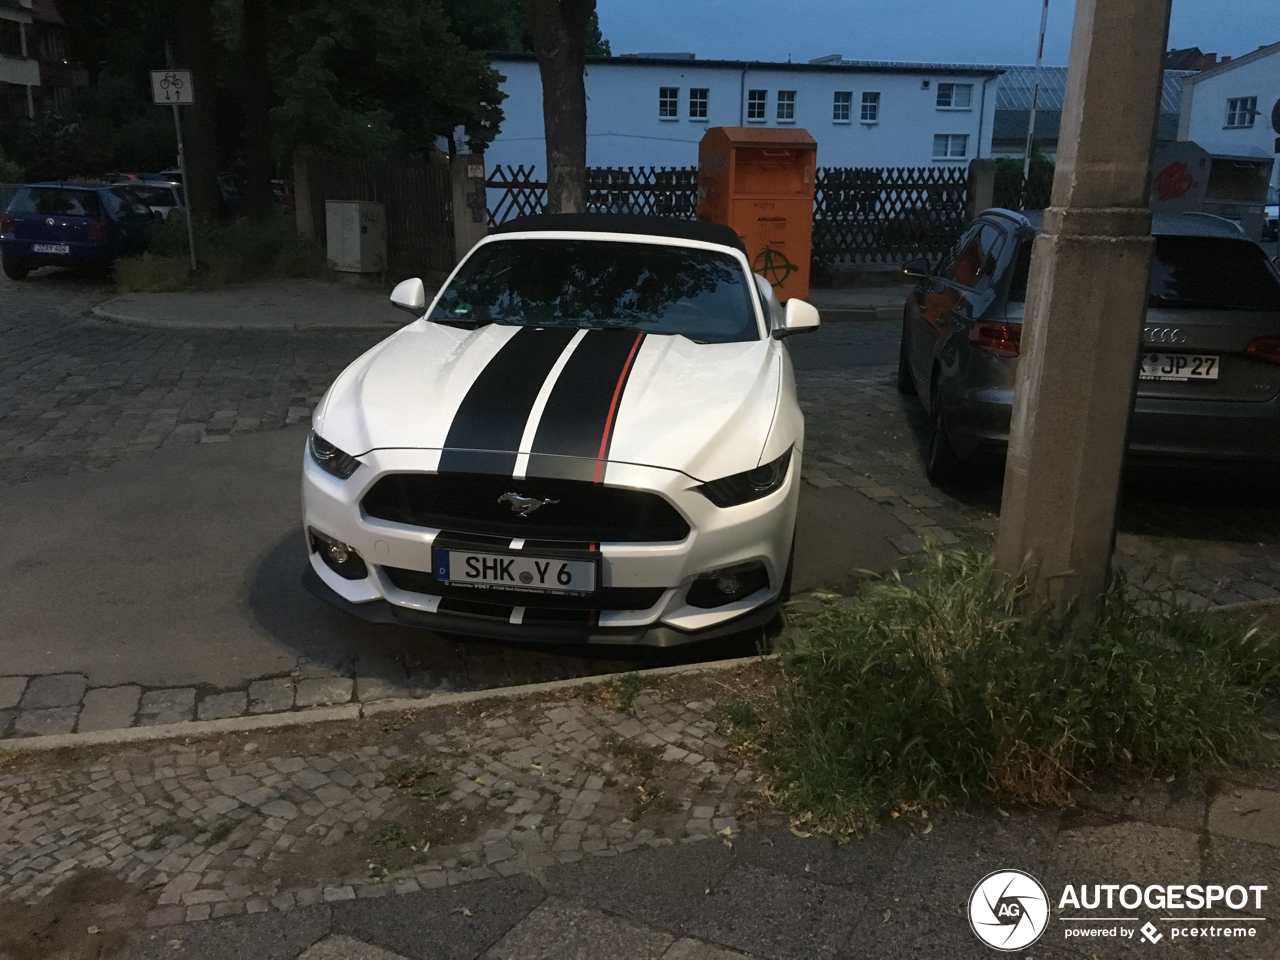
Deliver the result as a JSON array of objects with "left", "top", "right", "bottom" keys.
[{"left": 0, "top": 182, "right": 155, "bottom": 280}]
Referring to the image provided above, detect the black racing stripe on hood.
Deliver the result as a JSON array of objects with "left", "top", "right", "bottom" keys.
[
  {"left": 438, "top": 326, "right": 577, "bottom": 475},
  {"left": 528, "top": 329, "right": 646, "bottom": 478}
]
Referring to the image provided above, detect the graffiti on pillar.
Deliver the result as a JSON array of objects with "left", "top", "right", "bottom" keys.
[{"left": 753, "top": 247, "right": 798, "bottom": 288}]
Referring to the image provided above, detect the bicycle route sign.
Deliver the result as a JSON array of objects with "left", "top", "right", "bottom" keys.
[{"left": 151, "top": 70, "right": 194, "bottom": 105}]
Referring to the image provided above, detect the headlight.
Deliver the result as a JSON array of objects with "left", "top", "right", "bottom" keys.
[
  {"left": 696, "top": 449, "right": 792, "bottom": 507},
  {"left": 308, "top": 431, "right": 361, "bottom": 480}
]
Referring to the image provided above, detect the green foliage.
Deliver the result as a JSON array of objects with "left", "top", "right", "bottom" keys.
[
  {"left": 0, "top": 155, "right": 23, "bottom": 183},
  {"left": 270, "top": 0, "right": 507, "bottom": 158},
  {"left": 206, "top": 820, "right": 235, "bottom": 845},
  {"left": 756, "top": 548, "right": 1278, "bottom": 837},
  {"left": 114, "top": 215, "right": 331, "bottom": 291},
  {"left": 606, "top": 672, "right": 649, "bottom": 714},
  {"left": 993, "top": 138, "right": 1055, "bottom": 210},
  {"left": 370, "top": 822, "right": 407, "bottom": 849}
]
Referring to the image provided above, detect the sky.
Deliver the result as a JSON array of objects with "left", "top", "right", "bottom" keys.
[{"left": 597, "top": 0, "right": 1280, "bottom": 67}]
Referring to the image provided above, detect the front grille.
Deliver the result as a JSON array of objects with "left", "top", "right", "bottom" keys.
[
  {"left": 363, "top": 472, "right": 690, "bottom": 543},
  {"left": 382, "top": 565, "right": 665, "bottom": 611}
]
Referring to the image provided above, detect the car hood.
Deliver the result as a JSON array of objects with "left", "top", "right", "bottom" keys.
[{"left": 316, "top": 321, "right": 782, "bottom": 482}]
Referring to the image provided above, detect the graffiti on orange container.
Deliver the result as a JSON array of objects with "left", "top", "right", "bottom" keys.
[
  {"left": 1154, "top": 162, "right": 1197, "bottom": 201},
  {"left": 753, "top": 247, "right": 798, "bottom": 288}
]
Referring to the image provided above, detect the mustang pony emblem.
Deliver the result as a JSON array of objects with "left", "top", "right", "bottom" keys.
[{"left": 498, "top": 492, "right": 560, "bottom": 517}]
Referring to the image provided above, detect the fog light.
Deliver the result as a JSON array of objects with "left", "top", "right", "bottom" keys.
[
  {"left": 308, "top": 528, "right": 368, "bottom": 580},
  {"left": 686, "top": 562, "right": 769, "bottom": 609}
]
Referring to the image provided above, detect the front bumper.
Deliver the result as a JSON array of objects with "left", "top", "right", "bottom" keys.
[{"left": 301, "top": 447, "right": 799, "bottom": 646}]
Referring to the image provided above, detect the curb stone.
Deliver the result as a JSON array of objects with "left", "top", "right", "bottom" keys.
[{"left": 2, "top": 655, "right": 769, "bottom": 753}]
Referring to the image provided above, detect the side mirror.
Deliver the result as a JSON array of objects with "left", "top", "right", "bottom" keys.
[
  {"left": 772, "top": 298, "right": 820, "bottom": 339},
  {"left": 902, "top": 257, "right": 930, "bottom": 279},
  {"left": 390, "top": 277, "right": 427, "bottom": 316}
]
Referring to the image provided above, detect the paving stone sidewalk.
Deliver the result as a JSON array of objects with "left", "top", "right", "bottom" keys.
[{"left": 2, "top": 664, "right": 1279, "bottom": 960}]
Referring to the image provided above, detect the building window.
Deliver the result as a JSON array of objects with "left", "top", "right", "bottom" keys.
[
  {"left": 777, "top": 90, "right": 796, "bottom": 122},
  {"left": 689, "top": 87, "right": 708, "bottom": 120},
  {"left": 0, "top": 19, "right": 23, "bottom": 59},
  {"left": 833, "top": 91, "right": 852, "bottom": 122},
  {"left": 1226, "top": 96, "right": 1257, "bottom": 128},
  {"left": 933, "top": 134, "right": 969, "bottom": 159},
  {"left": 747, "top": 89, "right": 767, "bottom": 121},
  {"left": 936, "top": 82, "right": 972, "bottom": 109},
  {"left": 659, "top": 87, "right": 679, "bottom": 119},
  {"left": 861, "top": 91, "right": 880, "bottom": 123}
]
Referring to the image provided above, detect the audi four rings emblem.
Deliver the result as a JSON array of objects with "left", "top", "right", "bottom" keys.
[{"left": 1145, "top": 327, "right": 1187, "bottom": 345}]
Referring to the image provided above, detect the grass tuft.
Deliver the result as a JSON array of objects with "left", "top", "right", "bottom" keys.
[
  {"left": 606, "top": 672, "right": 650, "bottom": 715},
  {"left": 754, "top": 546, "right": 1279, "bottom": 837}
]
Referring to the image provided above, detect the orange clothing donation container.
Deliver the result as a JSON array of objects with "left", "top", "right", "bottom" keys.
[{"left": 696, "top": 127, "right": 817, "bottom": 301}]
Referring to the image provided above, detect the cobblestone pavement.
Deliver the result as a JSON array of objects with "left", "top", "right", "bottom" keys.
[
  {"left": 793, "top": 322, "right": 1280, "bottom": 609},
  {"left": 2, "top": 666, "right": 1279, "bottom": 960},
  {"left": 2, "top": 280, "right": 1278, "bottom": 744},
  {"left": 0, "top": 277, "right": 384, "bottom": 485}
]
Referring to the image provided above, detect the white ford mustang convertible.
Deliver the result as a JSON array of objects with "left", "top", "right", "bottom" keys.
[{"left": 302, "top": 214, "right": 819, "bottom": 645}]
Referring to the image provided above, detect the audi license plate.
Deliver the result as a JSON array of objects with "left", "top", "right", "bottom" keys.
[
  {"left": 433, "top": 549, "right": 596, "bottom": 595},
  {"left": 1139, "top": 353, "right": 1219, "bottom": 381},
  {"left": 31, "top": 243, "right": 70, "bottom": 254}
]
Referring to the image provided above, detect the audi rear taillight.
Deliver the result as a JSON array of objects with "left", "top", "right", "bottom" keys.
[
  {"left": 87, "top": 219, "right": 109, "bottom": 238},
  {"left": 968, "top": 321, "right": 1022, "bottom": 358},
  {"left": 1246, "top": 336, "right": 1280, "bottom": 365},
  {"left": 0, "top": 215, "right": 12, "bottom": 232}
]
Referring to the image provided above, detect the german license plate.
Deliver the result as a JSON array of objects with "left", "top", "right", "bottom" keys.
[
  {"left": 1139, "top": 353, "right": 1219, "bottom": 381},
  {"left": 31, "top": 243, "right": 70, "bottom": 254},
  {"left": 433, "top": 549, "right": 597, "bottom": 595}
]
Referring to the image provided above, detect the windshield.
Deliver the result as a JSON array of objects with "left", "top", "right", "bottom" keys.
[
  {"left": 1007, "top": 235, "right": 1280, "bottom": 311},
  {"left": 428, "top": 238, "right": 760, "bottom": 343}
]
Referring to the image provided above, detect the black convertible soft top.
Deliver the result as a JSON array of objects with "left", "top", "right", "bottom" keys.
[{"left": 493, "top": 213, "right": 747, "bottom": 254}]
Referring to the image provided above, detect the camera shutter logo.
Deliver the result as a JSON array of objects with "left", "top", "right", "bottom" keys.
[{"left": 968, "top": 869, "right": 1049, "bottom": 951}]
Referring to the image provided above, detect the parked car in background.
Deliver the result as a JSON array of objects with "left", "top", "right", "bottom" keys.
[
  {"left": 1, "top": 182, "right": 155, "bottom": 280},
  {"left": 120, "top": 180, "right": 185, "bottom": 221},
  {"left": 1265, "top": 184, "right": 1278, "bottom": 242},
  {"left": 898, "top": 208, "right": 1280, "bottom": 484},
  {"left": 272, "top": 178, "right": 295, "bottom": 215}
]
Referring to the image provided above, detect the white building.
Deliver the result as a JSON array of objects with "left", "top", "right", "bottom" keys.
[
  {"left": 486, "top": 53, "right": 1002, "bottom": 174},
  {"left": 1177, "top": 40, "right": 1280, "bottom": 193}
]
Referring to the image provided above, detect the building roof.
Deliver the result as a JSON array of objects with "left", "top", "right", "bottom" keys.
[
  {"left": 1180, "top": 39, "right": 1280, "bottom": 86},
  {"left": 995, "top": 65, "right": 1193, "bottom": 113},
  {"left": 488, "top": 52, "right": 1003, "bottom": 77},
  {"left": 993, "top": 107, "right": 1182, "bottom": 146}
]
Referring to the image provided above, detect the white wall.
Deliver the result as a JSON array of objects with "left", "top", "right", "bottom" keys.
[
  {"left": 486, "top": 57, "right": 998, "bottom": 177},
  {"left": 1179, "top": 46, "right": 1280, "bottom": 191}
]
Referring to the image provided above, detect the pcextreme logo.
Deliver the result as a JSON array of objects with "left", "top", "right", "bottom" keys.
[
  {"left": 968, "top": 870, "right": 1050, "bottom": 951},
  {"left": 968, "top": 870, "right": 1269, "bottom": 950}
]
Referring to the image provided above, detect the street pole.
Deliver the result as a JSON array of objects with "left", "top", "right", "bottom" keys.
[
  {"left": 1022, "top": 0, "right": 1050, "bottom": 182},
  {"left": 994, "top": 0, "right": 1173, "bottom": 629},
  {"left": 172, "top": 102, "right": 198, "bottom": 274}
]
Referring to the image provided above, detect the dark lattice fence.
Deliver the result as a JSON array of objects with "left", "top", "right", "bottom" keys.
[
  {"left": 992, "top": 163, "right": 1055, "bottom": 212},
  {"left": 486, "top": 164, "right": 972, "bottom": 264},
  {"left": 308, "top": 156, "right": 454, "bottom": 276},
  {"left": 485, "top": 166, "right": 698, "bottom": 226},
  {"left": 812, "top": 166, "right": 969, "bottom": 265}
]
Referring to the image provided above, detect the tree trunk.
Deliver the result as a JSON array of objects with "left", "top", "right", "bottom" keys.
[
  {"left": 523, "top": 0, "right": 593, "bottom": 214},
  {"left": 176, "top": 0, "right": 220, "bottom": 221},
  {"left": 242, "top": 0, "right": 274, "bottom": 222}
]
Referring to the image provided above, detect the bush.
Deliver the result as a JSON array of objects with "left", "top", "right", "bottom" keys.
[
  {"left": 0, "top": 155, "right": 24, "bottom": 183},
  {"left": 755, "top": 547, "right": 1279, "bottom": 836},
  {"left": 114, "top": 215, "right": 332, "bottom": 291}
]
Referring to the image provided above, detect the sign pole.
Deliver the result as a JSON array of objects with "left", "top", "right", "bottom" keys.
[
  {"left": 172, "top": 102, "right": 198, "bottom": 273},
  {"left": 152, "top": 66, "right": 198, "bottom": 274}
]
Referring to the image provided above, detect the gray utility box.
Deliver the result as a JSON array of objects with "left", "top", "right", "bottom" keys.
[
  {"left": 1151, "top": 142, "right": 1274, "bottom": 241},
  {"left": 325, "top": 200, "right": 387, "bottom": 273}
]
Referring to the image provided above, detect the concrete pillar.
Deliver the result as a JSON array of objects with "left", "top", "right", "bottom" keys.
[
  {"left": 293, "top": 152, "right": 314, "bottom": 240},
  {"left": 451, "top": 153, "right": 488, "bottom": 263},
  {"left": 993, "top": 0, "right": 1172, "bottom": 623},
  {"left": 966, "top": 159, "right": 996, "bottom": 221}
]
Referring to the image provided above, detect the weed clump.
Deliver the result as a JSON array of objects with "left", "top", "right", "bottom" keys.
[
  {"left": 114, "top": 214, "right": 331, "bottom": 291},
  {"left": 756, "top": 547, "right": 1278, "bottom": 836}
]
